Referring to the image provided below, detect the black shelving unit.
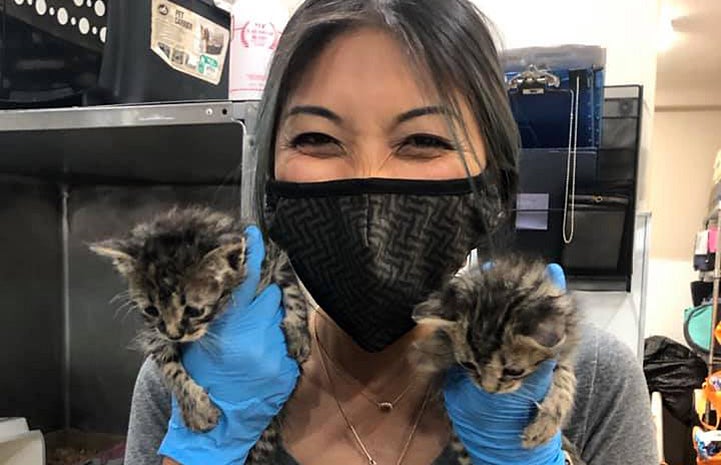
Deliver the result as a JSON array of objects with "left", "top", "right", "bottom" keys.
[{"left": 516, "top": 85, "right": 643, "bottom": 291}]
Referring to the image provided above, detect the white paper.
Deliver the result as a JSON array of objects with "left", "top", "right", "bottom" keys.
[
  {"left": 696, "top": 230, "right": 709, "bottom": 255},
  {"left": 516, "top": 193, "right": 549, "bottom": 231}
]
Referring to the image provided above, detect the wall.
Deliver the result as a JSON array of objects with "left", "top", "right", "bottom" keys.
[
  {"left": 649, "top": 111, "right": 721, "bottom": 260},
  {"left": 644, "top": 110, "right": 721, "bottom": 343},
  {"left": 471, "top": 0, "right": 659, "bottom": 209}
]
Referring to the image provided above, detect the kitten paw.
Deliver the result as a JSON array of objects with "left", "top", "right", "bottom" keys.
[
  {"left": 181, "top": 392, "right": 220, "bottom": 432},
  {"left": 521, "top": 411, "right": 560, "bottom": 448},
  {"left": 288, "top": 331, "right": 311, "bottom": 363},
  {"left": 280, "top": 301, "right": 311, "bottom": 364}
]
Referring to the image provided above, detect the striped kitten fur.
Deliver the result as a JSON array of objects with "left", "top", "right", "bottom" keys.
[
  {"left": 90, "top": 206, "right": 310, "bottom": 464},
  {"left": 413, "top": 257, "right": 580, "bottom": 449}
]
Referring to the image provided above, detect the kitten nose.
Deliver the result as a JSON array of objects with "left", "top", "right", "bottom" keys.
[
  {"left": 166, "top": 327, "right": 183, "bottom": 340},
  {"left": 159, "top": 321, "right": 183, "bottom": 340},
  {"left": 166, "top": 329, "right": 183, "bottom": 340}
]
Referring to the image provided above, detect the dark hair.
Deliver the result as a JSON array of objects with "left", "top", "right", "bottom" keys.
[{"left": 253, "top": 0, "right": 520, "bottom": 228}]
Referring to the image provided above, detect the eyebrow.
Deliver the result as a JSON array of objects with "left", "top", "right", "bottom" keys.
[
  {"left": 284, "top": 104, "right": 452, "bottom": 126},
  {"left": 286, "top": 105, "right": 343, "bottom": 124},
  {"left": 395, "top": 106, "right": 448, "bottom": 125}
]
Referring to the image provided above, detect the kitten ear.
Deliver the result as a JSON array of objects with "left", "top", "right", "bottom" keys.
[
  {"left": 198, "top": 241, "right": 246, "bottom": 280},
  {"left": 90, "top": 240, "right": 136, "bottom": 276},
  {"left": 412, "top": 314, "right": 456, "bottom": 331},
  {"left": 413, "top": 300, "right": 457, "bottom": 328},
  {"left": 413, "top": 278, "right": 473, "bottom": 326},
  {"left": 522, "top": 319, "right": 567, "bottom": 350},
  {"left": 412, "top": 280, "right": 469, "bottom": 328}
]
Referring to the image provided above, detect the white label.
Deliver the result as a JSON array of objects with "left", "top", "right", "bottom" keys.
[
  {"left": 229, "top": 5, "right": 287, "bottom": 100},
  {"left": 516, "top": 193, "right": 550, "bottom": 231},
  {"left": 696, "top": 231, "right": 710, "bottom": 255},
  {"left": 150, "top": 0, "right": 230, "bottom": 85}
]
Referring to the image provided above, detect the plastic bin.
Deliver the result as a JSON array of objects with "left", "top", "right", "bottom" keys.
[{"left": 93, "top": 0, "right": 230, "bottom": 103}]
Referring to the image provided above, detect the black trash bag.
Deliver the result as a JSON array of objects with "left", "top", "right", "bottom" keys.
[{"left": 644, "top": 335, "right": 707, "bottom": 426}]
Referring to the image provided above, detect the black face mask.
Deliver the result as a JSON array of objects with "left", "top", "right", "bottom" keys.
[{"left": 266, "top": 174, "right": 506, "bottom": 352}]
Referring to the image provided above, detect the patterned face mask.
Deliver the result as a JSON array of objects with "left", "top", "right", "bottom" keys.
[{"left": 266, "top": 174, "right": 506, "bottom": 352}]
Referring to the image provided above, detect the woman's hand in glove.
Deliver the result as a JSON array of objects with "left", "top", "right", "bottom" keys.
[
  {"left": 443, "top": 264, "right": 568, "bottom": 465},
  {"left": 159, "top": 226, "right": 299, "bottom": 465}
]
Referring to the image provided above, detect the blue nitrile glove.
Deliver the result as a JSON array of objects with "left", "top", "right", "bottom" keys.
[
  {"left": 444, "top": 263, "right": 567, "bottom": 465},
  {"left": 158, "top": 226, "right": 300, "bottom": 465}
]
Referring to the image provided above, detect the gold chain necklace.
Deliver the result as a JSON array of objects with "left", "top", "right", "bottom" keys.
[
  {"left": 314, "top": 316, "right": 431, "bottom": 465},
  {"left": 315, "top": 328, "right": 415, "bottom": 412}
]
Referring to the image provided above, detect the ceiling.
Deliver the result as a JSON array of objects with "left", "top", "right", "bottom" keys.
[{"left": 656, "top": 0, "right": 721, "bottom": 108}]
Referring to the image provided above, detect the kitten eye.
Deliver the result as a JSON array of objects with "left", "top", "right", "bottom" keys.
[
  {"left": 143, "top": 306, "right": 159, "bottom": 317},
  {"left": 459, "top": 361, "right": 478, "bottom": 372},
  {"left": 502, "top": 367, "right": 525, "bottom": 378},
  {"left": 185, "top": 306, "right": 203, "bottom": 318}
]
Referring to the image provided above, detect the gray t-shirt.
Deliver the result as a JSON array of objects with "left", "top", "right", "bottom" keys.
[{"left": 123, "top": 325, "right": 659, "bottom": 465}]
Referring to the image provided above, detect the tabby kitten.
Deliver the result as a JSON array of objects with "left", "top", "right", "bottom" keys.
[
  {"left": 90, "top": 206, "right": 310, "bottom": 449},
  {"left": 413, "top": 257, "right": 580, "bottom": 448}
]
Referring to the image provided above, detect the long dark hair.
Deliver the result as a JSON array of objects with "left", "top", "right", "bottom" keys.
[{"left": 253, "top": 0, "right": 520, "bottom": 229}]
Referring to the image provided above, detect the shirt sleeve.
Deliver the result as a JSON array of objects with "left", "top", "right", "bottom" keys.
[
  {"left": 124, "top": 358, "right": 172, "bottom": 465},
  {"left": 564, "top": 326, "right": 658, "bottom": 465}
]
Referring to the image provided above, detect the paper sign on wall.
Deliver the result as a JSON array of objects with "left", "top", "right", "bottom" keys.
[{"left": 516, "top": 193, "right": 550, "bottom": 231}]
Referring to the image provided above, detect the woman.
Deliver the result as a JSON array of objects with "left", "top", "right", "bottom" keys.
[{"left": 124, "top": 1, "right": 657, "bottom": 464}]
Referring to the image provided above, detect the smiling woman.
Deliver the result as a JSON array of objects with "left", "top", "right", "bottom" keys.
[
  {"left": 121, "top": 1, "right": 658, "bottom": 465},
  {"left": 271, "top": 28, "right": 487, "bottom": 182},
  {"left": 253, "top": 1, "right": 519, "bottom": 214}
]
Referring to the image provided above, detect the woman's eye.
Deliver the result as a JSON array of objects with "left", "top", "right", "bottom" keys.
[
  {"left": 405, "top": 134, "right": 455, "bottom": 150},
  {"left": 288, "top": 132, "right": 344, "bottom": 157},
  {"left": 185, "top": 306, "right": 203, "bottom": 318},
  {"left": 397, "top": 134, "right": 456, "bottom": 159},
  {"left": 502, "top": 367, "right": 525, "bottom": 378},
  {"left": 143, "top": 305, "right": 159, "bottom": 317}
]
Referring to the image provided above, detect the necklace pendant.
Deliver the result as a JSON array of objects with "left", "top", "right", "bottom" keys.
[{"left": 378, "top": 402, "right": 393, "bottom": 413}]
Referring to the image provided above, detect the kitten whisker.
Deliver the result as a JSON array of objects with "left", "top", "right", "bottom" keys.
[
  {"left": 121, "top": 307, "right": 137, "bottom": 323},
  {"left": 199, "top": 330, "right": 222, "bottom": 355},
  {"left": 114, "top": 296, "right": 133, "bottom": 307},
  {"left": 196, "top": 337, "right": 220, "bottom": 357},
  {"left": 119, "top": 301, "right": 141, "bottom": 322},
  {"left": 128, "top": 332, "right": 149, "bottom": 352},
  {"left": 110, "top": 290, "right": 131, "bottom": 304},
  {"left": 113, "top": 298, "right": 133, "bottom": 309},
  {"left": 114, "top": 300, "right": 136, "bottom": 319},
  {"left": 509, "top": 391, "right": 545, "bottom": 406}
]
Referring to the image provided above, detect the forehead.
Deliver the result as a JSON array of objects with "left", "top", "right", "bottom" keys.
[{"left": 286, "top": 27, "right": 440, "bottom": 118}]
